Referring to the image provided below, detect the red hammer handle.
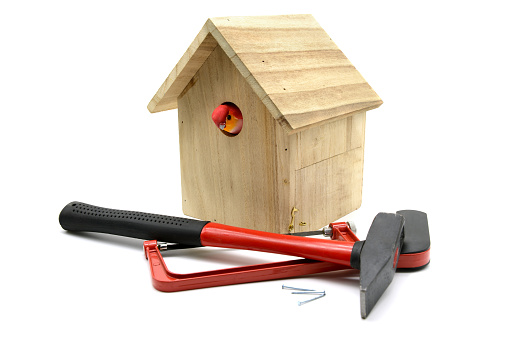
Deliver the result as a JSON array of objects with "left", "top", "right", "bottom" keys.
[
  {"left": 201, "top": 222, "right": 355, "bottom": 266},
  {"left": 60, "top": 202, "right": 355, "bottom": 267}
]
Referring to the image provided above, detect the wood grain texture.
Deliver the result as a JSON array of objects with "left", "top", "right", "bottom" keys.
[
  {"left": 294, "top": 147, "right": 365, "bottom": 231},
  {"left": 176, "top": 45, "right": 365, "bottom": 233},
  {"left": 292, "top": 111, "right": 365, "bottom": 170},
  {"left": 150, "top": 15, "right": 374, "bottom": 232},
  {"left": 178, "top": 46, "right": 290, "bottom": 233},
  {"left": 148, "top": 30, "right": 217, "bottom": 113},
  {"left": 148, "top": 14, "right": 382, "bottom": 133}
]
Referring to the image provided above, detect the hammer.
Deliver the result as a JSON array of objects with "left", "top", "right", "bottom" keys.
[{"left": 59, "top": 202, "right": 429, "bottom": 318}]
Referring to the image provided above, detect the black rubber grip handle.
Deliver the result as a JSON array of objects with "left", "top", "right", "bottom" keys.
[{"left": 59, "top": 202, "right": 209, "bottom": 246}]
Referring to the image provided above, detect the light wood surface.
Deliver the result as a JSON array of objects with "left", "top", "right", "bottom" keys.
[
  {"left": 291, "top": 112, "right": 366, "bottom": 231},
  {"left": 294, "top": 147, "right": 364, "bottom": 231},
  {"left": 177, "top": 45, "right": 366, "bottom": 232},
  {"left": 150, "top": 15, "right": 374, "bottom": 232},
  {"left": 148, "top": 14, "right": 382, "bottom": 134},
  {"left": 178, "top": 46, "right": 286, "bottom": 232},
  {"left": 148, "top": 31, "right": 217, "bottom": 113},
  {"left": 294, "top": 112, "right": 365, "bottom": 169}
]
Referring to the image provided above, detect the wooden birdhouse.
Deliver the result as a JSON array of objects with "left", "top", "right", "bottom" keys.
[{"left": 147, "top": 14, "right": 382, "bottom": 234}]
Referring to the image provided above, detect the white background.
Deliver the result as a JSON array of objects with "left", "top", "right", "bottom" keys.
[{"left": 1, "top": 1, "right": 507, "bottom": 337}]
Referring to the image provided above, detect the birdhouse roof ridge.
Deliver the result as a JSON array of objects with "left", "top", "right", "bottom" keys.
[{"left": 147, "top": 14, "right": 382, "bottom": 133}]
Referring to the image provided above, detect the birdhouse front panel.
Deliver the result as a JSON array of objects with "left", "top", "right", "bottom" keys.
[
  {"left": 177, "top": 46, "right": 291, "bottom": 233},
  {"left": 147, "top": 14, "right": 382, "bottom": 233}
]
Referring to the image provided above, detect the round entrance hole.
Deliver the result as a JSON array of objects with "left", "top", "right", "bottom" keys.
[{"left": 211, "top": 102, "right": 243, "bottom": 136}]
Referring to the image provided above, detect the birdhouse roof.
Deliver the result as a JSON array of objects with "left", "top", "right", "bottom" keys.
[{"left": 148, "top": 14, "right": 382, "bottom": 133}]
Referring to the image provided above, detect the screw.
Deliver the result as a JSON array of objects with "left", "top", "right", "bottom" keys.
[
  {"left": 282, "top": 285, "right": 315, "bottom": 291},
  {"left": 298, "top": 293, "right": 326, "bottom": 306},
  {"left": 282, "top": 284, "right": 326, "bottom": 306},
  {"left": 291, "top": 291, "right": 325, "bottom": 295}
]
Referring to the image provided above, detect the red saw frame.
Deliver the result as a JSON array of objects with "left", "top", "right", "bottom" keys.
[{"left": 143, "top": 222, "right": 429, "bottom": 292}]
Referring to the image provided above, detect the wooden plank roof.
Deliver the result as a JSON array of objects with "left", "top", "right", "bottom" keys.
[{"left": 147, "top": 14, "right": 382, "bottom": 133}]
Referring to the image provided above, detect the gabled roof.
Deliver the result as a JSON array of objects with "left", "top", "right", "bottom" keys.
[{"left": 148, "top": 14, "right": 382, "bottom": 133}]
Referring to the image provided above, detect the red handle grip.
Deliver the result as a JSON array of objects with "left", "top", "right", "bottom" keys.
[{"left": 200, "top": 223, "right": 355, "bottom": 266}]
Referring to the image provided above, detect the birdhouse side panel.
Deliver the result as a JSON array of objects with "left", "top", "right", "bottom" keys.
[
  {"left": 294, "top": 147, "right": 364, "bottom": 231},
  {"left": 290, "top": 111, "right": 366, "bottom": 232},
  {"left": 177, "top": 46, "right": 289, "bottom": 232},
  {"left": 294, "top": 112, "right": 366, "bottom": 170}
]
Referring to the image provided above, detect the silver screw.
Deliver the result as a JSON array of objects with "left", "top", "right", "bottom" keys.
[
  {"left": 298, "top": 293, "right": 326, "bottom": 306},
  {"left": 292, "top": 291, "right": 325, "bottom": 295},
  {"left": 282, "top": 285, "right": 315, "bottom": 291}
]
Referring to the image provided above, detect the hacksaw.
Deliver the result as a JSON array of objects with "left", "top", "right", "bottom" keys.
[{"left": 59, "top": 202, "right": 430, "bottom": 318}]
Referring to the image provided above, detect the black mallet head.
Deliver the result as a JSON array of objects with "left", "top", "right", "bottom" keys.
[{"left": 350, "top": 213, "right": 405, "bottom": 318}]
